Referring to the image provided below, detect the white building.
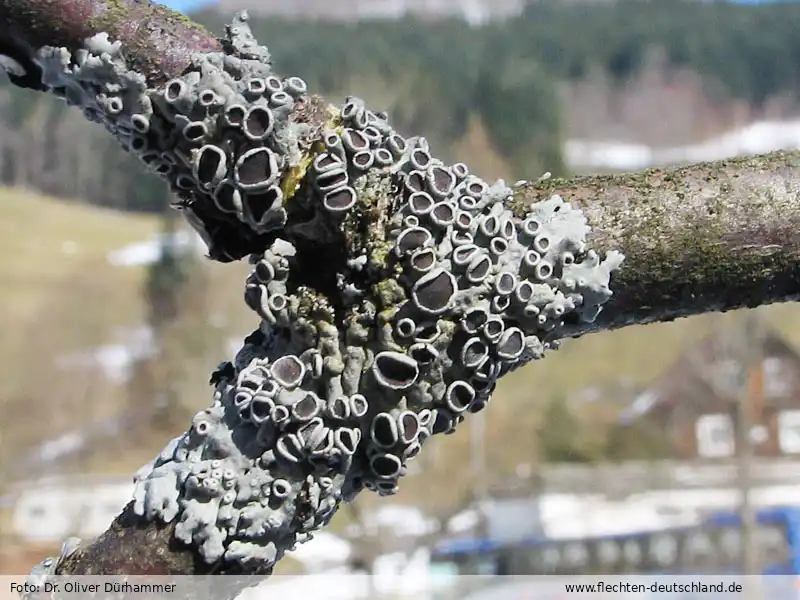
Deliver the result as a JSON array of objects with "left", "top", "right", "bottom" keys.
[{"left": 9, "top": 475, "right": 133, "bottom": 542}]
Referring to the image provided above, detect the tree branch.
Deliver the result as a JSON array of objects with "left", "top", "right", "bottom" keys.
[
  {"left": 515, "top": 151, "right": 800, "bottom": 337},
  {"left": 0, "top": 0, "right": 219, "bottom": 90},
  {"left": 2, "top": 0, "right": 798, "bottom": 581}
]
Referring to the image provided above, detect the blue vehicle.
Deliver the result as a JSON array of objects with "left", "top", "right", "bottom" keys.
[{"left": 429, "top": 506, "right": 800, "bottom": 576}]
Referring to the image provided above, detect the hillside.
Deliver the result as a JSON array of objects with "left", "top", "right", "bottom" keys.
[
  {"left": 560, "top": 53, "right": 800, "bottom": 156},
  {"left": 0, "top": 187, "right": 256, "bottom": 475},
  {"left": 0, "top": 188, "right": 159, "bottom": 464},
  {"left": 0, "top": 188, "right": 157, "bottom": 382}
]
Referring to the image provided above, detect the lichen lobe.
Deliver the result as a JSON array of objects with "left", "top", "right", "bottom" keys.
[{"left": 25, "top": 11, "right": 625, "bottom": 574}]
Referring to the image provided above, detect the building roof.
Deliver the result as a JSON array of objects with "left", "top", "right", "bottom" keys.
[{"left": 618, "top": 325, "right": 800, "bottom": 424}]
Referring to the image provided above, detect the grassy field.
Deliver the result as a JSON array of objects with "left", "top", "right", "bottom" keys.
[
  {"left": 0, "top": 186, "right": 259, "bottom": 478},
  {"left": 0, "top": 187, "right": 157, "bottom": 320},
  {"left": 0, "top": 186, "right": 160, "bottom": 386}
]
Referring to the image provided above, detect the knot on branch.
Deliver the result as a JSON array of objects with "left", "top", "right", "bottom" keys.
[
  {"left": 31, "top": 10, "right": 624, "bottom": 569},
  {"left": 130, "top": 114, "right": 624, "bottom": 566}
]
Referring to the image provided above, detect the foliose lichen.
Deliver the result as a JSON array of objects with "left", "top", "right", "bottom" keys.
[
  {"left": 33, "top": 10, "right": 326, "bottom": 263},
  {"left": 27, "top": 11, "right": 624, "bottom": 570}
]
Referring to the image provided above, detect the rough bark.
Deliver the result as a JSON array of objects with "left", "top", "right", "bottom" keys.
[
  {"left": 3, "top": 0, "right": 800, "bottom": 579},
  {"left": 0, "top": 0, "right": 219, "bottom": 90}
]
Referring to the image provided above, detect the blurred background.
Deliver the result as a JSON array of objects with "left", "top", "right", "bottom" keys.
[{"left": 2, "top": 0, "right": 800, "bottom": 596}]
